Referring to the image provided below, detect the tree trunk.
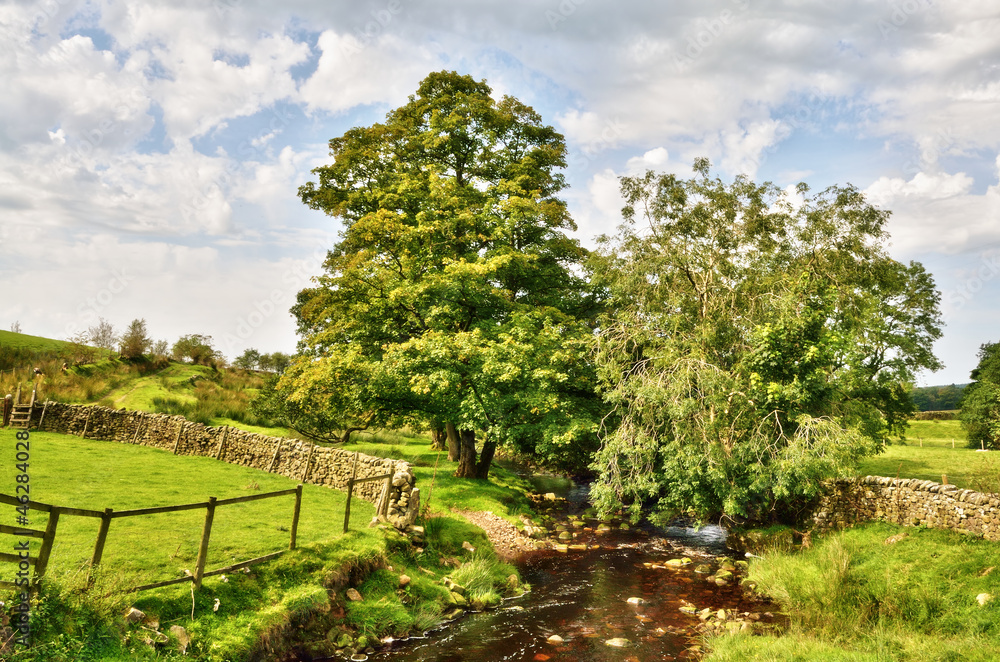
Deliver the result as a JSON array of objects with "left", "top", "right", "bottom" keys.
[
  {"left": 475, "top": 434, "right": 496, "bottom": 479},
  {"left": 455, "top": 429, "right": 478, "bottom": 477},
  {"left": 430, "top": 425, "right": 447, "bottom": 451},
  {"left": 446, "top": 422, "right": 462, "bottom": 462}
]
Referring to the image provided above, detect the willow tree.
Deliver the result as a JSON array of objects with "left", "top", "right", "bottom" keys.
[
  {"left": 289, "top": 71, "right": 602, "bottom": 477},
  {"left": 591, "top": 159, "right": 943, "bottom": 524}
]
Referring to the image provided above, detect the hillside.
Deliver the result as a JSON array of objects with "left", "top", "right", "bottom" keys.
[{"left": 0, "top": 328, "right": 71, "bottom": 353}]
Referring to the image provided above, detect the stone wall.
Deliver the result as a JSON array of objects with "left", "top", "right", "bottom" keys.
[
  {"left": 809, "top": 475, "right": 1000, "bottom": 541},
  {"left": 28, "top": 402, "right": 419, "bottom": 528}
]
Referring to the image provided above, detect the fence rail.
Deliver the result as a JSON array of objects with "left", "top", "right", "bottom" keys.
[{"left": 0, "top": 486, "right": 302, "bottom": 593}]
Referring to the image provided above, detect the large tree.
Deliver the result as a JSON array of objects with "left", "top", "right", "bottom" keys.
[
  {"left": 289, "top": 71, "right": 602, "bottom": 477},
  {"left": 590, "top": 160, "right": 943, "bottom": 524},
  {"left": 959, "top": 343, "right": 1000, "bottom": 450}
]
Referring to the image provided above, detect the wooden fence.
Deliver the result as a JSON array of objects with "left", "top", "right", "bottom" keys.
[{"left": 0, "top": 486, "right": 302, "bottom": 593}]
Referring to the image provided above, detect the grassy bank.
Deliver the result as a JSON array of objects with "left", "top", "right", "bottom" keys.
[
  {"left": 0, "top": 429, "right": 530, "bottom": 661},
  {"left": 705, "top": 522, "right": 1000, "bottom": 661}
]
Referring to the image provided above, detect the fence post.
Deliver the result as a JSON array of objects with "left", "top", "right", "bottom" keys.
[
  {"left": 81, "top": 408, "right": 92, "bottom": 439},
  {"left": 34, "top": 508, "right": 61, "bottom": 586},
  {"left": 290, "top": 485, "right": 302, "bottom": 550},
  {"left": 131, "top": 417, "right": 144, "bottom": 444},
  {"left": 215, "top": 426, "right": 229, "bottom": 460},
  {"left": 343, "top": 452, "right": 359, "bottom": 534},
  {"left": 301, "top": 443, "right": 315, "bottom": 481},
  {"left": 379, "top": 475, "right": 392, "bottom": 518},
  {"left": 172, "top": 421, "right": 185, "bottom": 454},
  {"left": 89, "top": 508, "right": 114, "bottom": 581},
  {"left": 267, "top": 440, "right": 283, "bottom": 473},
  {"left": 194, "top": 497, "right": 217, "bottom": 589},
  {"left": 37, "top": 400, "right": 49, "bottom": 431}
]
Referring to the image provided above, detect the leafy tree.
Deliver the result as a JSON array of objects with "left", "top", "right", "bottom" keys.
[
  {"left": 291, "top": 70, "right": 603, "bottom": 477},
  {"left": 10, "top": 320, "right": 21, "bottom": 333},
  {"left": 911, "top": 383, "right": 965, "bottom": 412},
  {"left": 118, "top": 318, "right": 152, "bottom": 360},
  {"left": 87, "top": 317, "right": 118, "bottom": 352},
  {"left": 590, "top": 161, "right": 943, "bottom": 525},
  {"left": 258, "top": 352, "right": 291, "bottom": 373},
  {"left": 960, "top": 343, "right": 1000, "bottom": 449},
  {"left": 151, "top": 339, "right": 170, "bottom": 358},
  {"left": 234, "top": 348, "right": 261, "bottom": 371},
  {"left": 172, "top": 334, "right": 220, "bottom": 366}
]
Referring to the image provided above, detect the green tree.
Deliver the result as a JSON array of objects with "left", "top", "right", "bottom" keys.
[
  {"left": 590, "top": 161, "right": 943, "bottom": 524},
  {"left": 960, "top": 343, "right": 1000, "bottom": 449},
  {"left": 118, "top": 318, "right": 152, "bottom": 360},
  {"left": 172, "top": 334, "right": 219, "bottom": 366},
  {"left": 234, "top": 348, "right": 261, "bottom": 371},
  {"left": 291, "top": 70, "right": 602, "bottom": 477}
]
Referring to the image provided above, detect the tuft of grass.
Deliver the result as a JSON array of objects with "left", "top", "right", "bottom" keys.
[{"left": 706, "top": 522, "right": 1000, "bottom": 662}]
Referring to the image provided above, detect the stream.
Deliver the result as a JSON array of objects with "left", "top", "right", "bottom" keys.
[{"left": 369, "top": 476, "right": 781, "bottom": 662}]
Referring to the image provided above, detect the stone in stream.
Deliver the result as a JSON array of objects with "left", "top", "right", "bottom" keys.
[
  {"left": 693, "top": 564, "right": 712, "bottom": 574},
  {"left": 557, "top": 531, "right": 573, "bottom": 542},
  {"left": 626, "top": 597, "right": 645, "bottom": 605},
  {"left": 546, "top": 634, "right": 564, "bottom": 644},
  {"left": 666, "top": 557, "right": 692, "bottom": 567},
  {"left": 604, "top": 638, "right": 630, "bottom": 647},
  {"left": 596, "top": 524, "right": 613, "bottom": 534}
]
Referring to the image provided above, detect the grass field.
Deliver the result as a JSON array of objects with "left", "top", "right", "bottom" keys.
[
  {"left": 0, "top": 330, "right": 71, "bottom": 353},
  {"left": 0, "top": 427, "right": 530, "bottom": 661},
  {"left": 0, "top": 430, "right": 374, "bottom": 590},
  {"left": 859, "top": 419, "right": 1000, "bottom": 493}
]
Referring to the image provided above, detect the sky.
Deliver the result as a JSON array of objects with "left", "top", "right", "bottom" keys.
[{"left": 0, "top": 0, "right": 998, "bottom": 386}]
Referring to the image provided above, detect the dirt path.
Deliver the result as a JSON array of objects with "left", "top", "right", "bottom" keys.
[{"left": 456, "top": 510, "right": 546, "bottom": 561}]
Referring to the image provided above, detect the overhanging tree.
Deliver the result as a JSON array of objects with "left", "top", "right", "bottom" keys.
[
  {"left": 591, "top": 160, "right": 943, "bottom": 524},
  {"left": 290, "top": 70, "right": 602, "bottom": 476}
]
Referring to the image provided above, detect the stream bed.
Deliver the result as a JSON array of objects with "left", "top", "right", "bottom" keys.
[{"left": 370, "top": 477, "right": 782, "bottom": 662}]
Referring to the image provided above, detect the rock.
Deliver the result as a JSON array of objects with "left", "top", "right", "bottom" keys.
[
  {"left": 568, "top": 544, "right": 587, "bottom": 551},
  {"left": 557, "top": 531, "right": 573, "bottom": 541},
  {"left": 447, "top": 591, "right": 468, "bottom": 607},
  {"left": 124, "top": 607, "right": 146, "bottom": 623},
  {"left": 507, "top": 574, "right": 520, "bottom": 590},
  {"left": 544, "top": 492, "right": 557, "bottom": 501},
  {"left": 462, "top": 541, "right": 476, "bottom": 553},
  {"left": 596, "top": 524, "right": 613, "bottom": 534},
  {"left": 694, "top": 564, "right": 712, "bottom": 574},
  {"left": 553, "top": 543, "right": 569, "bottom": 552},
  {"left": 698, "top": 607, "right": 712, "bottom": 621},
  {"left": 398, "top": 574, "right": 411, "bottom": 588},
  {"left": 336, "top": 633, "right": 353, "bottom": 648},
  {"left": 626, "top": 597, "right": 645, "bottom": 605},
  {"left": 717, "top": 609, "right": 727, "bottom": 621},
  {"left": 169, "top": 625, "right": 190, "bottom": 653},
  {"left": 605, "top": 637, "right": 630, "bottom": 647},
  {"left": 546, "top": 635, "right": 564, "bottom": 644},
  {"left": 666, "top": 557, "right": 692, "bottom": 566},
  {"left": 679, "top": 604, "right": 698, "bottom": 615},
  {"left": 346, "top": 588, "right": 363, "bottom": 602},
  {"left": 977, "top": 593, "right": 993, "bottom": 606},
  {"left": 714, "top": 570, "right": 734, "bottom": 582}
]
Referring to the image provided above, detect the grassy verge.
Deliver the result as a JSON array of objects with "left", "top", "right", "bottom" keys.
[
  {"left": 705, "top": 522, "right": 1000, "bottom": 661},
  {"left": 0, "top": 429, "right": 530, "bottom": 661}
]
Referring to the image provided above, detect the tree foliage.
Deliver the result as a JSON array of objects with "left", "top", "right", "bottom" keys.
[
  {"left": 911, "top": 383, "right": 966, "bottom": 412},
  {"left": 290, "top": 70, "right": 603, "bottom": 474},
  {"left": 172, "top": 334, "right": 220, "bottom": 366},
  {"left": 590, "top": 161, "right": 943, "bottom": 524},
  {"left": 959, "top": 343, "right": 1000, "bottom": 450},
  {"left": 118, "top": 318, "right": 152, "bottom": 360}
]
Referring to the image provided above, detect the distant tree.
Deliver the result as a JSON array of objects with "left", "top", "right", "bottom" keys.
[
  {"left": 10, "top": 321, "right": 21, "bottom": 333},
  {"left": 172, "top": 334, "right": 219, "bottom": 366},
  {"left": 258, "top": 352, "right": 291, "bottom": 373},
  {"left": 234, "top": 348, "right": 261, "bottom": 371},
  {"left": 960, "top": 343, "right": 1000, "bottom": 449},
  {"left": 64, "top": 330, "right": 98, "bottom": 365},
  {"left": 912, "top": 383, "right": 966, "bottom": 411},
  {"left": 87, "top": 317, "right": 118, "bottom": 351},
  {"left": 151, "top": 339, "right": 170, "bottom": 358},
  {"left": 119, "top": 318, "right": 153, "bottom": 360}
]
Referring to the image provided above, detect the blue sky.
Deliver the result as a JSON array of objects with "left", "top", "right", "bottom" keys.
[{"left": 1, "top": 0, "right": 998, "bottom": 386}]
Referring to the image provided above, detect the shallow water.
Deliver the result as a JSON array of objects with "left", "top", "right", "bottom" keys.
[{"left": 372, "top": 524, "right": 775, "bottom": 662}]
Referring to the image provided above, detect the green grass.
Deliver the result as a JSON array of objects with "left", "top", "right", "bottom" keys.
[
  {"left": 706, "top": 522, "right": 1000, "bottom": 662},
  {"left": 0, "top": 329, "right": 71, "bottom": 353},
  {"left": 0, "top": 427, "right": 530, "bottom": 661},
  {"left": 859, "top": 419, "right": 1000, "bottom": 493}
]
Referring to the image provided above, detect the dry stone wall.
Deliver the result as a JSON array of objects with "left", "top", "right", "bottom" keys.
[
  {"left": 29, "top": 402, "right": 419, "bottom": 528},
  {"left": 809, "top": 475, "right": 1000, "bottom": 541}
]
